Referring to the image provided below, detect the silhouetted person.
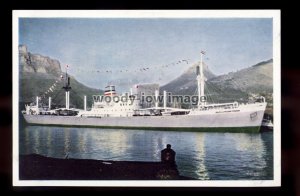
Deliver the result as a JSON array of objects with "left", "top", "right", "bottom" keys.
[{"left": 161, "top": 144, "right": 176, "bottom": 166}]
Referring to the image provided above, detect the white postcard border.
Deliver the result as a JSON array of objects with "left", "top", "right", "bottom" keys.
[{"left": 13, "top": 10, "right": 281, "bottom": 187}]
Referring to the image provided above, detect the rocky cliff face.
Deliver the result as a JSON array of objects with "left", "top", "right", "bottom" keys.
[
  {"left": 19, "top": 45, "right": 62, "bottom": 76},
  {"left": 19, "top": 45, "right": 101, "bottom": 108}
]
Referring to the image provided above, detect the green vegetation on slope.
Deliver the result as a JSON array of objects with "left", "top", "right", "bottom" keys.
[{"left": 20, "top": 72, "right": 102, "bottom": 110}]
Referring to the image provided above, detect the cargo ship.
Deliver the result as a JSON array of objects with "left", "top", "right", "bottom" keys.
[{"left": 22, "top": 52, "right": 267, "bottom": 132}]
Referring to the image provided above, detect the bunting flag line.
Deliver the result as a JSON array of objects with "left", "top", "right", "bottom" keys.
[
  {"left": 66, "top": 59, "right": 190, "bottom": 74},
  {"left": 39, "top": 76, "right": 65, "bottom": 100},
  {"left": 36, "top": 57, "right": 204, "bottom": 101}
]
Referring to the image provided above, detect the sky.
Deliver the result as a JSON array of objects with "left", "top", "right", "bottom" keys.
[{"left": 19, "top": 18, "right": 272, "bottom": 91}]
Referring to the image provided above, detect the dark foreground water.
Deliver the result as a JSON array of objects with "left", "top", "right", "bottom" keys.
[{"left": 19, "top": 126, "right": 273, "bottom": 180}]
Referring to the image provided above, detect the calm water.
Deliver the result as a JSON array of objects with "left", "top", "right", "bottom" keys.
[{"left": 19, "top": 126, "right": 273, "bottom": 180}]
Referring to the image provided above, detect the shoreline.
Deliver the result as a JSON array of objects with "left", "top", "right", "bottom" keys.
[{"left": 19, "top": 154, "right": 195, "bottom": 180}]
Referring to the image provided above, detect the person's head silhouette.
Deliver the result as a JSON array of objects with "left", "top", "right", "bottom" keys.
[{"left": 161, "top": 144, "right": 176, "bottom": 164}]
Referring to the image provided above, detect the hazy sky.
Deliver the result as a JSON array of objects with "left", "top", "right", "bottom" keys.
[{"left": 19, "top": 18, "right": 272, "bottom": 91}]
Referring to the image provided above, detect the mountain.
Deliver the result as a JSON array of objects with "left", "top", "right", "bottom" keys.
[
  {"left": 161, "top": 61, "right": 216, "bottom": 95},
  {"left": 19, "top": 45, "right": 62, "bottom": 76},
  {"left": 209, "top": 59, "right": 273, "bottom": 94},
  {"left": 161, "top": 59, "right": 273, "bottom": 104},
  {"left": 19, "top": 45, "right": 102, "bottom": 109}
]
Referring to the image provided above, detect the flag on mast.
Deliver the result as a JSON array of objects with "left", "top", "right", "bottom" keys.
[{"left": 201, "top": 51, "right": 206, "bottom": 55}]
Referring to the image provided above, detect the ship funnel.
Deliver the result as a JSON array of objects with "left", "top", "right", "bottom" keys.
[{"left": 104, "top": 85, "right": 116, "bottom": 96}]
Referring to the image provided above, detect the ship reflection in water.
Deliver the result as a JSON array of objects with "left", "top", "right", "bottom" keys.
[{"left": 19, "top": 126, "right": 273, "bottom": 180}]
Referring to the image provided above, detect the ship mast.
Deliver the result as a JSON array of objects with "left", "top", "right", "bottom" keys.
[
  {"left": 197, "top": 51, "right": 206, "bottom": 109},
  {"left": 62, "top": 66, "right": 71, "bottom": 109}
]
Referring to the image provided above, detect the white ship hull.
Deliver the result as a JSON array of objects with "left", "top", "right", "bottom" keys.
[{"left": 22, "top": 103, "right": 266, "bottom": 132}]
